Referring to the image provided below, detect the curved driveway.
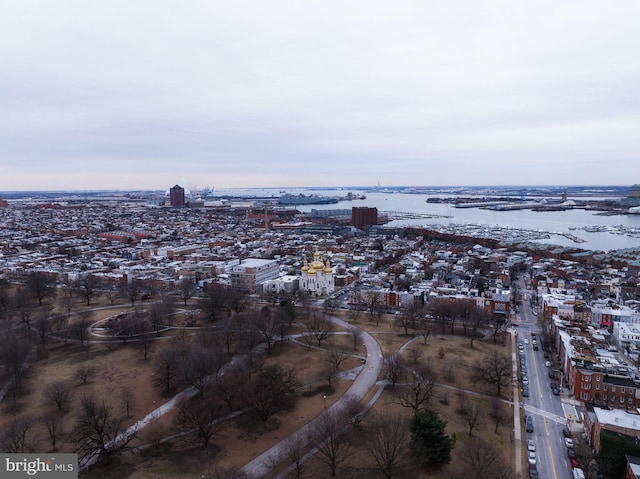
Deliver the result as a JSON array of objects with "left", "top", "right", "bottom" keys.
[{"left": 239, "top": 315, "right": 383, "bottom": 477}]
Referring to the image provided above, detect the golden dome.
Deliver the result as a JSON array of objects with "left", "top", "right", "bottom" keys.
[
  {"left": 324, "top": 259, "right": 333, "bottom": 273},
  {"left": 311, "top": 251, "right": 325, "bottom": 269}
]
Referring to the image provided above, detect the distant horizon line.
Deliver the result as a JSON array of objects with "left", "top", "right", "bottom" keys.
[{"left": 0, "top": 184, "right": 635, "bottom": 194}]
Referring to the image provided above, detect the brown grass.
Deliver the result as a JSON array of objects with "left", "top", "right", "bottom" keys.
[{"left": 0, "top": 292, "right": 515, "bottom": 479}]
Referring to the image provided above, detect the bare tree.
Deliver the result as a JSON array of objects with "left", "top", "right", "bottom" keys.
[
  {"left": 75, "top": 364, "right": 96, "bottom": 385},
  {"left": 406, "top": 346, "right": 422, "bottom": 365},
  {"left": 152, "top": 343, "right": 182, "bottom": 396},
  {"left": 368, "top": 411, "right": 408, "bottom": 479},
  {"left": 462, "top": 400, "right": 484, "bottom": 436},
  {"left": 173, "top": 395, "right": 222, "bottom": 448},
  {"left": 416, "top": 317, "right": 434, "bottom": 345},
  {"left": 309, "top": 313, "right": 331, "bottom": 346},
  {"left": 256, "top": 308, "right": 281, "bottom": 355},
  {"left": 180, "top": 346, "right": 224, "bottom": 397},
  {"left": 280, "top": 430, "right": 307, "bottom": 479},
  {"left": 77, "top": 273, "right": 97, "bottom": 305},
  {"left": 311, "top": 408, "right": 352, "bottom": 477},
  {"left": 1, "top": 414, "right": 38, "bottom": 453},
  {"left": 342, "top": 393, "right": 368, "bottom": 429},
  {"left": 71, "top": 310, "right": 93, "bottom": 347},
  {"left": 347, "top": 325, "right": 362, "bottom": 351},
  {"left": 34, "top": 311, "right": 52, "bottom": 348},
  {"left": 398, "top": 364, "right": 438, "bottom": 412},
  {"left": 120, "top": 387, "right": 135, "bottom": 418},
  {"left": 324, "top": 350, "right": 347, "bottom": 386},
  {"left": 212, "top": 369, "right": 247, "bottom": 412},
  {"left": 177, "top": 276, "right": 196, "bottom": 306},
  {"left": 74, "top": 393, "right": 136, "bottom": 465},
  {"left": 0, "top": 332, "right": 31, "bottom": 403},
  {"left": 489, "top": 396, "right": 508, "bottom": 434},
  {"left": 44, "top": 380, "right": 74, "bottom": 414},
  {"left": 42, "top": 411, "right": 63, "bottom": 452},
  {"left": 470, "top": 351, "right": 512, "bottom": 396},
  {"left": 384, "top": 353, "right": 405, "bottom": 390},
  {"left": 26, "top": 271, "right": 57, "bottom": 306},
  {"left": 396, "top": 307, "right": 417, "bottom": 336},
  {"left": 247, "top": 363, "right": 299, "bottom": 423},
  {"left": 459, "top": 436, "right": 513, "bottom": 479}
]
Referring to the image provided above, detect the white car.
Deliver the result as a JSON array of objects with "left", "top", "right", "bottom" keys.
[
  {"left": 522, "top": 376, "right": 529, "bottom": 384},
  {"left": 545, "top": 360, "right": 551, "bottom": 367},
  {"left": 524, "top": 339, "right": 529, "bottom": 344},
  {"left": 528, "top": 451, "right": 537, "bottom": 464},
  {"left": 565, "top": 437, "right": 574, "bottom": 448},
  {"left": 527, "top": 440, "right": 536, "bottom": 452}
]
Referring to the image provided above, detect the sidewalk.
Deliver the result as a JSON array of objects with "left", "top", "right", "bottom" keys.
[{"left": 511, "top": 330, "right": 522, "bottom": 479}]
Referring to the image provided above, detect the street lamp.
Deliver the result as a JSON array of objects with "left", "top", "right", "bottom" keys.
[{"left": 323, "top": 395, "right": 327, "bottom": 409}]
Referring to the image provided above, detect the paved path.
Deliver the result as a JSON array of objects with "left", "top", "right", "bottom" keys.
[{"left": 238, "top": 316, "right": 383, "bottom": 478}]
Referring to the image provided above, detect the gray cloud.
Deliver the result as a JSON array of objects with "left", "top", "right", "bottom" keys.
[{"left": 1, "top": 0, "right": 639, "bottom": 190}]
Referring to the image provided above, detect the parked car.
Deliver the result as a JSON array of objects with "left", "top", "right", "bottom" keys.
[
  {"left": 545, "top": 360, "right": 551, "bottom": 367},
  {"left": 570, "top": 458, "right": 580, "bottom": 469},
  {"left": 562, "top": 428, "right": 572, "bottom": 438},
  {"left": 529, "top": 464, "right": 539, "bottom": 479},
  {"left": 565, "top": 437, "right": 574, "bottom": 448},
  {"left": 526, "top": 416, "right": 534, "bottom": 432},
  {"left": 552, "top": 387, "right": 560, "bottom": 395},
  {"left": 527, "top": 440, "right": 536, "bottom": 452},
  {"left": 528, "top": 451, "right": 537, "bottom": 464},
  {"left": 523, "top": 388, "right": 529, "bottom": 398},
  {"left": 568, "top": 447, "right": 576, "bottom": 459}
]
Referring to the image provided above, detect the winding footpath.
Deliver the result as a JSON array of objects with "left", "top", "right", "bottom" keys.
[{"left": 238, "top": 315, "right": 383, "bottom": 478}]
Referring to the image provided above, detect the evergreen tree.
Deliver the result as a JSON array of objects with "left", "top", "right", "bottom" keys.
[{"left": 409, "top": 408, "right": 456, "bottom": 465}]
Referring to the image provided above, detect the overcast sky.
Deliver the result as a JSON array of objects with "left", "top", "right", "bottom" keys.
[{"left": 2, "top": 1, "right": 639, "bottom": 191}]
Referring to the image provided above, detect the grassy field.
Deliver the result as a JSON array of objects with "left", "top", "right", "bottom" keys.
[{"left": 0, "top": 290, "right": 515, "bottom": 478}]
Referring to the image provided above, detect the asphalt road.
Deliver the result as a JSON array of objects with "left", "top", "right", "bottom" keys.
[{"left": 518, "top": 278, "right": 574, "bottom": 479}]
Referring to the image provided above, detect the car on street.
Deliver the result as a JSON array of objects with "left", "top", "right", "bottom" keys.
[
  {"left": 522, "top": 376, "right": 529, "bottom": 384},
  {"left": 552, "top": 387, "right": 560, "bottom": 395},
  {"left": 528, "top": 464, "right": 539, "bottom": 479},
  {"left": 545, "top": 360, "right": 551, "bottom": 367},
  {"left": 527, "top": 440, "right": 536, "bottom": 452},
  {"left": 565, "top": 437, "right": 574, "bottom": 448},
  {"left": 568, "top": 447, "right": 576, "bottom": 459},
  {"left": 570, "top": 458, "right": 580, "bottom": 469},
  {"left": 526, "top": 416, "right": 534, "bottom": 432},
  {"left": 524, "top": 339, "right": 529, "bottom": 344},
  {"left": 562, "top": 428, "right": 572, "bottom": 438},
  {"left": 528, "top": 451, "right": 537, "bottom": 464},
  {"left": 523, "top": 387, "right": 529, "bottom": 397}
]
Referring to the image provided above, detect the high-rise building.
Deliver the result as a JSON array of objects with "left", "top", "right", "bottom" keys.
[
  {"left": 170, "top": 184, "right": 185, "bottom": 207},
  {"left": 351, "top": 206, "right": 378, "bottom": 229}
]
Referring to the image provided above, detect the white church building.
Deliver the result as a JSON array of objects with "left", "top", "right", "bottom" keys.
[{"left": 300, "top": 251, "right": 335, "bottom": 296}]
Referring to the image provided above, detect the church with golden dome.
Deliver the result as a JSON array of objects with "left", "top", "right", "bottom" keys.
[{"left": 300, "top": 251, "right": 335, "bottom": 296}]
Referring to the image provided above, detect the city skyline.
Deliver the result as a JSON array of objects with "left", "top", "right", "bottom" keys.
[{"left": 2, "top": 1, "right": 639, "bottom": 191}]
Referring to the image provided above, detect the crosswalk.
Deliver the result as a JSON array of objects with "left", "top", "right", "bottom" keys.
[{"left": 523, "top": 404, "right": 566, "bottom": 425}]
